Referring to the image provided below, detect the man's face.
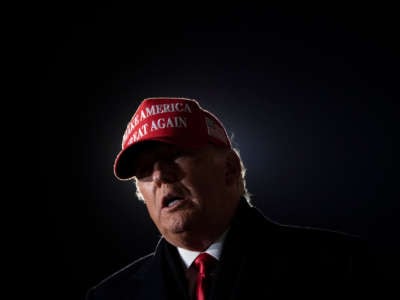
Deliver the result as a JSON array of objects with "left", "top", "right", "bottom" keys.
[{"left": 134, "top": 142, "right": 239, "bottom": 250}]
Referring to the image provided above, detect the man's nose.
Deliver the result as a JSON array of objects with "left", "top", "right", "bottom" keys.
[{"left": 152, "top": 160, "right": 181, "bottom": 186}]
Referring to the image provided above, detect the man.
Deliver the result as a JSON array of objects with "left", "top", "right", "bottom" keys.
[{"left": 86, "top": 97, "right": 383, "bottom": 299}]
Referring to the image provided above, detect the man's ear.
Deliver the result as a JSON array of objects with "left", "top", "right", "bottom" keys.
[{"left": 225, "top": 150, "right": 241, "bottom": 185}]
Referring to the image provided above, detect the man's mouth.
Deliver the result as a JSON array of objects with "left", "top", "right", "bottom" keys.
[{"left": 162, "top": 194, "right": 185, "bottom": 208}]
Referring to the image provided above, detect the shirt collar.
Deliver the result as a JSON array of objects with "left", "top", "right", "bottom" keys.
[{"left": 177, "top": 229, "right": 229, "bottom": 268}]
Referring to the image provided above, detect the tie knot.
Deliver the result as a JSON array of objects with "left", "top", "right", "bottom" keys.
[{"left": 194, "top": 253, "right": 217, "bottom": 276}]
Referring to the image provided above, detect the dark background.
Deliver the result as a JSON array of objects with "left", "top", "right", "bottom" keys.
[{"left": 38, "top": 4, "right": 398, "bottom": 299}]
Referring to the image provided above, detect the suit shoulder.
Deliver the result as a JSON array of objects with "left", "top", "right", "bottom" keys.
[
  {"left": 86, "top": 252, "right": 154, "bottom": 298},
  {"left": 248, "top": 204, "right": 366, "bottom": 248},
  {"left": 272, "top": 221, "right": 368, "bottom": 253}
]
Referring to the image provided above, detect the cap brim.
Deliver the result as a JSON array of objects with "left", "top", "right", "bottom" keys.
[{"left": 113, "top": 137, "right": 205, "bottom": 180}]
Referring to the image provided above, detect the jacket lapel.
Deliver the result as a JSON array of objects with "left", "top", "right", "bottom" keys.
[
  {"left": 130, "top": 238, "right": 190, "bottom": 300},
  {"left": 126, "top": 241, "right": 168, "bottom": 300},
  {"left": 210, "top": 199, "right": 279, "bottom": 300}
]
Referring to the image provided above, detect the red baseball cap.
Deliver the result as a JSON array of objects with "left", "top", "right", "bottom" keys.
[{"left": 114, "top": 97, "right": 232, "bottom": 180}]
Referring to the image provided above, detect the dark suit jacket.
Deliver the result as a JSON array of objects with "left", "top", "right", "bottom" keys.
[{"left": 86, "top": 199, "right": 386, "bottom": 299}]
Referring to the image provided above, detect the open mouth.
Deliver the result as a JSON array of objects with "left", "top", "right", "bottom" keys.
[{"left": 162, "top": 194, "right": 185, "bottom": 208}]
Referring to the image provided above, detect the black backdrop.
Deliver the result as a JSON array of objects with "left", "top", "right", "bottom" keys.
[{"left": 38, "top": 4, "right": 398, "bottom": 299}]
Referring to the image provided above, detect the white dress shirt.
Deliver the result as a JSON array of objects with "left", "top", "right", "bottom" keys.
[{"left": 177, "top": 229, "right": 229, "bottom": 268}]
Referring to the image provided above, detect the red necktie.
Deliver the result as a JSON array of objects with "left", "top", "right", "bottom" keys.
[{"left": 193, "top": 253, "right": 217, "bottom": 300}]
